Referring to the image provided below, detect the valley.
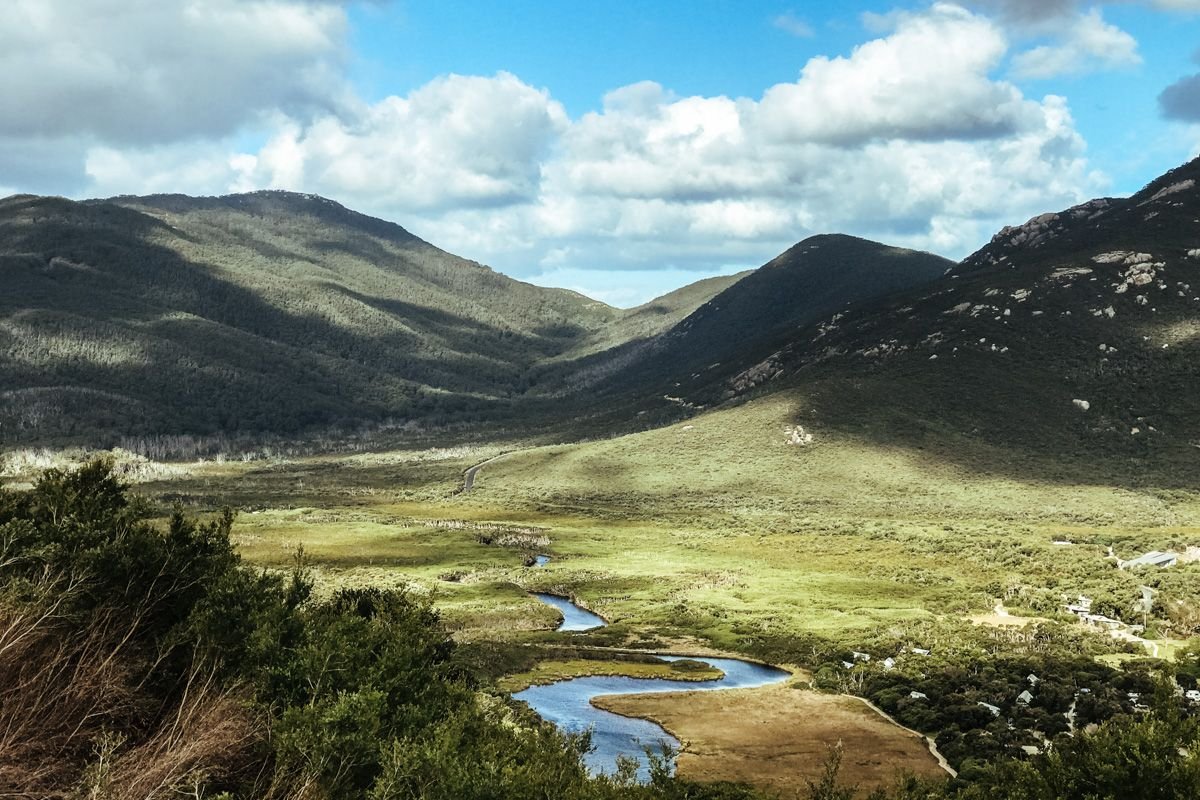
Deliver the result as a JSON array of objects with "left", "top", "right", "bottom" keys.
[
  {"left": 7, "top": 378, "right": 1194, "bottom": 794},
  {"left": 5, "top": 157, "right": 1200, "bottom": 799}
]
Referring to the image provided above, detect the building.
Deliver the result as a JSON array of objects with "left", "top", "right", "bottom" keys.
[
  {"left": 1081, "top": 613, "right": 1123, "bottom": 630},
  {"left": 1124, "top": 551, "right": 1179, "bottom": 569},
  {"left": 1066, "top": 595, "right": 1093, "bottom": 616},
  {"left": 1017, "top": 690, "right": 1034, "bottom": 705}
]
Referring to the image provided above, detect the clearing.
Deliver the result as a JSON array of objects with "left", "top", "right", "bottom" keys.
[{"left": 594, "top": 682, "right": 948, "bottom": 797}]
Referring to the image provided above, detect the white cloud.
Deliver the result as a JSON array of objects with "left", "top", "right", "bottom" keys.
[
  {"left": 1010, "top": 8, "right": 1141, "bottom": 78},
  {"left": 772, "top": 12, "right": 815, "bottom": 38},
  {"left": 759, "top": 4, "right": 1031, "bottom": 144},
  {"left": 0, "top": 0, "right": 348, "bottom": 144},
  {"left": 242, "top": 72, "right": 568, "bottom": 211},
  {"left": 3, "top": 1, "right": 1109, "bottom": 306}
]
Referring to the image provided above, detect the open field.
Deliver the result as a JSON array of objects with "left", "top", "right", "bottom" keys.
[
  {"left": 594, "top": 682, "right": 948, "bottom": 797},
  {"left": 9, "top": 389, "right": 1197, "bottom": 648},
  {"left": 7, "top": 388, "right": 1199, "bottom": 794}
]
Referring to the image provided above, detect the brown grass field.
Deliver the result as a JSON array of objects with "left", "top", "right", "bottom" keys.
[{"left": 593, "top": 683, "right": 948, "bottom": 798}]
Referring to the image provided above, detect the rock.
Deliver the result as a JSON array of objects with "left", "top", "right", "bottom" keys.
[
  {"left": 1143, "top": 179, "right": 1195, "bottom": 204},
  {"left": 1073, "top": 399, "right": 1091, "bottom": 412},
  {"left": 785, "top": 426, "right": 814, "bottom": 446}
]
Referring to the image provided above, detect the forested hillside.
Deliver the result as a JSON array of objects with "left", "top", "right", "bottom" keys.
[
  {"left": 0, "top": 191, "right": 622, "bottom": 444},
  {"left": 674, "top": 159, "right": 1200, "bottom": 481},
  {"left": 7, "top": 156, "right": 1200, "bottom": 468},
  {"left": 581, "top": 234, "right": 953, "bottom": 406}
]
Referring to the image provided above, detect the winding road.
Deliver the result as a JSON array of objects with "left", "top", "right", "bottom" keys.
[{"left": 460, "top": 452, "right": 512, "bottom": 492}]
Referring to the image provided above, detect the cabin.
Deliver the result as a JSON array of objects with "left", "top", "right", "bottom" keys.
[
  {"left": 911, "top": 647, "right": 930, "bottom": 656},
  {"left": 1026, "top": 674, "right": 1040, "bottom": 686},
  {"left": 910, "top": 691, "right": 928, "bottom": 700},
  {"left": 1066, "top": 595, "right": 1093, "bottom": 615},
  {"left": 1124, "top": 551, "right": 1179, "bottom": 569},
  {"left": 1017, "top": 690, "right": 1034, "bottom": 705},
  {"left": 1082, "top": 613, "right": 1123, "bottom": 630},
  {"left": 882, "top": 657, "right": 896, "bottom": 670},
  {"left": 978, "top": 702, "right": 1001, "bottom": 717}
]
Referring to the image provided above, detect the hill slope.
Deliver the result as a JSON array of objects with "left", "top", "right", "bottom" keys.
[
  {"left": 578, "top": 234, "right": 954, "bottom": 415},
  {"left": 0, "top": 191, "right": 620, "bottom": 443},
  {"left": 696, "top": 159, "right": 1200, "bottom": 481}
]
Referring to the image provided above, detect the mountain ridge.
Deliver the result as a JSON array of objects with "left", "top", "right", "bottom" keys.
[{"left": 5, "top": 156, "right": 1200, "bottom": 474}]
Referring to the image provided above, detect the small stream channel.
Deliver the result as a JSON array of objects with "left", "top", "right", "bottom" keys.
[{"left": 518, "top": 585, "right": 790, "bottom": 780}]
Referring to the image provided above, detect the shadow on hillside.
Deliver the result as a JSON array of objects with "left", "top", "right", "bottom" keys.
[
  {"left": 779, "top": 359, "right": 1200, "bottom": 492},
  {"left": 1, "top": 207, "right": 579, "bottom": 444}
]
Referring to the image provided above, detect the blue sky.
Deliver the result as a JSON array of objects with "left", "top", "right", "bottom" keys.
[
  {"left": 3, "top": 1, "right": 1200, "bottom": 305},
  {"left": 343, "top": 1, "right": 1198, "bottom": 194}
]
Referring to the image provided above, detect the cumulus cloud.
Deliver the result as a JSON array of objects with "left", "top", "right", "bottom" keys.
[
  {"left": 1160, "top": 72, "right": 1200, "bottom": 121},
  {"left": 0, "top": 0, "right": 347, "bottom": 144},
  {"left": 970, "top": 0, "right": 1199, "bottom": 25},
  {"left": 0, "top": 0, "right": 349, "bottom": 194},
  {"left": 760, "top": 4, "right": 1032, "bottom": 144},
  {"left": 1, "top": 0, "right": 1109, "bottom": 304},
  {"left": 240, "top": 73, "right": 568, "bottom": 211},
  {"left": 1010, "top": 8, "right": 1140, "bottom": 78}
]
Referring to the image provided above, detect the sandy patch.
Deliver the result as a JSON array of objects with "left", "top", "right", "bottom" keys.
[{"left": 594, "top": 683, "right": 946, "bottom": 798}]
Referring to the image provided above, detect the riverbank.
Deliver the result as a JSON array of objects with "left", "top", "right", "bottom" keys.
[{"left": 499, "top": 657, "right": 723, "bottom": 692}]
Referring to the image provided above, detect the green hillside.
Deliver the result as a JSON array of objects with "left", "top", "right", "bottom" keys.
[
  {"left": 571, "top": 234, "right": 954, "bottom": 423},
  {"left": 709, "top": 159, "right": 1200, "bottom": 482},
  {"left": 0, "top": 191, "right": 620, "bottom": 444},
  {"left": 6, "top": 156, "right": 1200, "bottom": 472}
]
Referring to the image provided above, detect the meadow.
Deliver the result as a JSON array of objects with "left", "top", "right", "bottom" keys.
[
  {"left": 90, "top": 390, "right": 1197, "bottom": 651},
  {"left": 9, "top": 388, "right": 1198, "bottom": 793}
]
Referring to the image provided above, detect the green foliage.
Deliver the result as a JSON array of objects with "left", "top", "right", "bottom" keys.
[
  {"left": 0, "top": 459, "right": 779, "bottom": 799},
  {"left": 950, "top": 691, "right": 1200, "bottom": 800}
]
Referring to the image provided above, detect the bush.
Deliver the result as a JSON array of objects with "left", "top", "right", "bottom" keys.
[{"left": 0, "top": 459, "right": 770, "bottom": 800}]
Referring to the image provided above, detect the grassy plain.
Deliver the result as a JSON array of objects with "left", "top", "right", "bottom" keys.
[
  {"left": 594, "top": 682, "right": 948, "bottom": 797},
  {"left": 10, "top": 388, "right": 1198, "bottom": 794},
  {"left": 97, "top": 389, "right": 1200, "bottom": 649}
]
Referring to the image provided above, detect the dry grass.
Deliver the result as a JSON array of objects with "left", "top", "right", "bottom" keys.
[
  {"left": 594, "top": 682, "right": 947, "bottom": 798},
  {"left": 0, "top": 589, "right": 261, "bottom": 799},
  {"left": 0, "top": 595, "right": 138, "bottom": 796}
]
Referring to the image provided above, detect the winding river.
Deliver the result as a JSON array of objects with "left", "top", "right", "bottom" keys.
[{"left": 517, "top": 592, "right": 790, "bottom": 780}]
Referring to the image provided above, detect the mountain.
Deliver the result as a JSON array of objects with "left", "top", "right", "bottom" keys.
[
  {"left": 9, "top": 153, "right": 1200, "bottom": 472},
  {"left": 576, "top": 234, "right": 954, "bottom": 415},
  {"left": 695, "top": 160, "right": 1200, "bottom": 482},
  {"left": 0, "top": 191, "right": 622, "bottom": 443}
]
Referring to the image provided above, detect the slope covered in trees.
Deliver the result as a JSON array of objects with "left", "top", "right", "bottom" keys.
[
  {"left": 624, "top": 160, "right": 1200, "bottom": 482},
  {"left": 0, "top": 191, "right": 622, "bottom": 443}
]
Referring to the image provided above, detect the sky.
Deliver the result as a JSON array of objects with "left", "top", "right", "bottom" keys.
[{"left": 3, "top": 1, "right": 1200, "bottom": 306}]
